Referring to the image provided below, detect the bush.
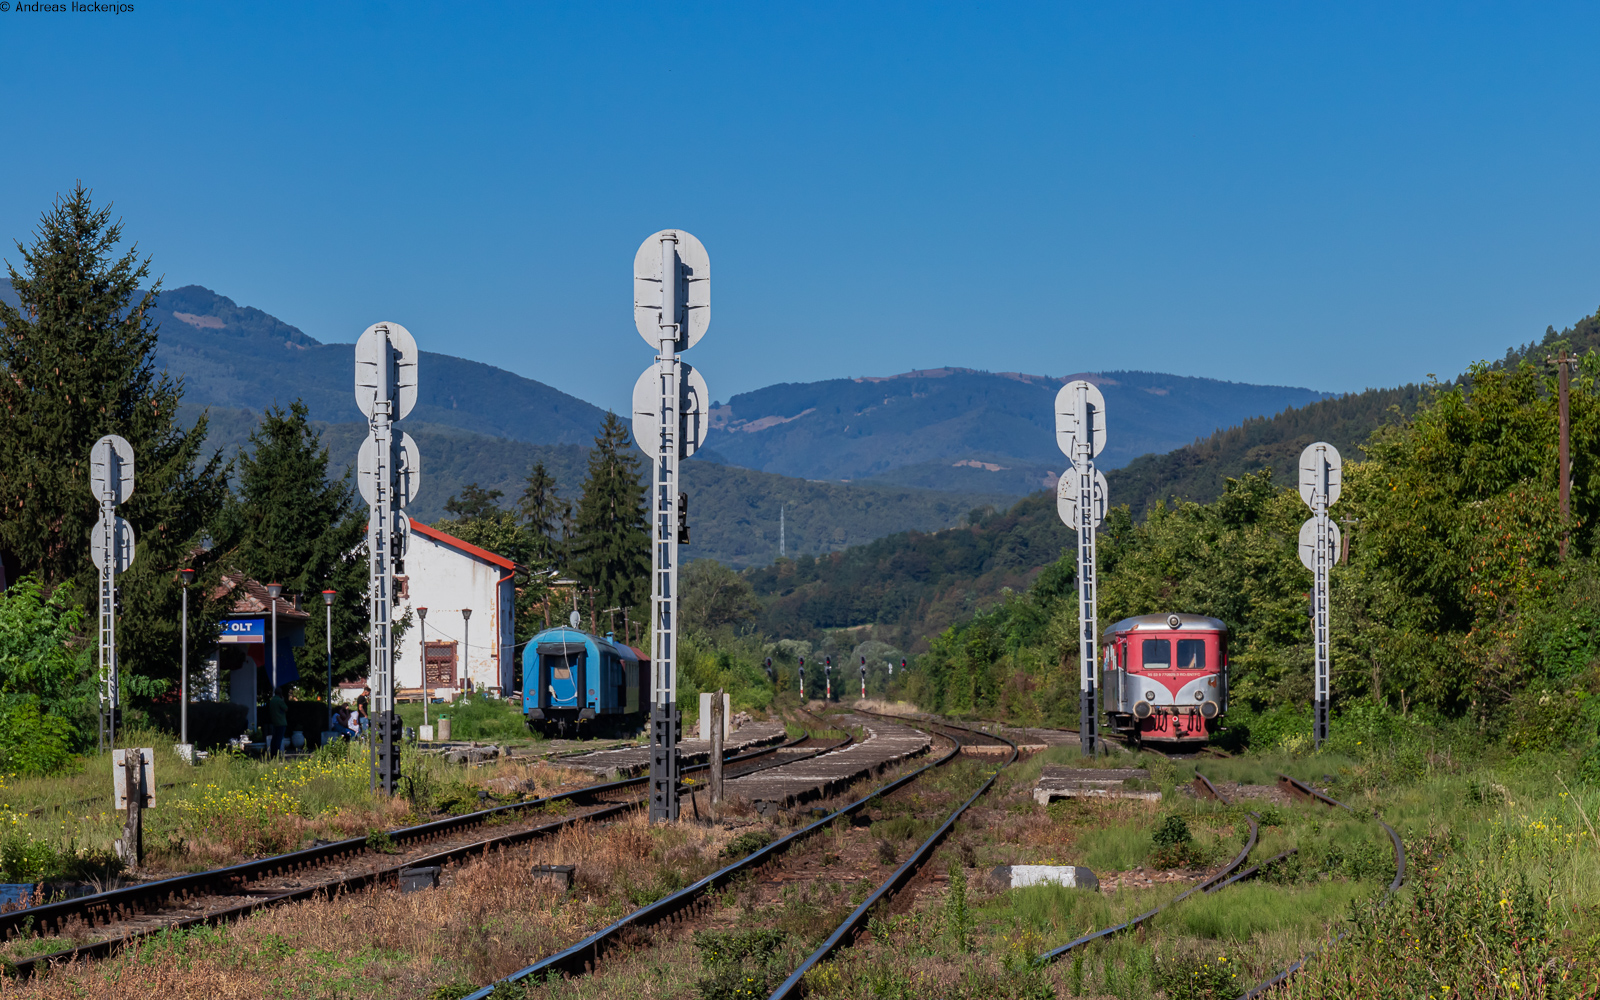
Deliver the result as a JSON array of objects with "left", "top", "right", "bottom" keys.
[
  {"left": 0, "top": 697, "right": 78, "bottom": 776},
  {"left": 719, "top": 829, "right": 774, "bottom": 859},
  {"left": 693, "top": 928, "right": 790, "bottom": 1000},
  {"left": 1149, "top": 813, "right": 1208, "bottom": 869}
]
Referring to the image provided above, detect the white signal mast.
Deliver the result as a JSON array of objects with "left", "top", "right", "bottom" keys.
[
  {"left": 1054, "top": 381, "right": 1108, "bottom": 756},
  {"left": 632, "top": 230, "right": 711, "bottom": 824}
]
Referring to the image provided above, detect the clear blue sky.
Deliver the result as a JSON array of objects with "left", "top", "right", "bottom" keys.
[{"left": 4, "top": 3, "right": 1598, "bottom": 414}]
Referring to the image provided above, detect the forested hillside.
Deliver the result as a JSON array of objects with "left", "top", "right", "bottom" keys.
[
  {"left": 1107, "top": 309, "right": 1600, "bottom": 516},
  {"left": 184, "top": 406, "right": 1011, "bottom": 569},
  {"left": 746, "top": 493, "right": 1073, "bottom": 654}
]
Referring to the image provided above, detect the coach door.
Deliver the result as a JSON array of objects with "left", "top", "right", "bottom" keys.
[{"left": 539, "top": 643, "right": 584, "bottom": 708}]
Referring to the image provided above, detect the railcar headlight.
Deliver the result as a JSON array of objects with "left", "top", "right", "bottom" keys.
[
  {"left": 1195, "top": 691, "right": 1205, "bottom": 701},
  {"left": 1145, "top": 691, "right": 1155, "bottom": 701}
]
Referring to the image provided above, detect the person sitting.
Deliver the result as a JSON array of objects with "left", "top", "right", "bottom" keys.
[{"left": 331, "top": 706, "right": 351, "bottom": 739}]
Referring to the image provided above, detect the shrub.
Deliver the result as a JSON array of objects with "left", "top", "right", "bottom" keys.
[
  {"left": 1149, "top": 813, "right": 1208, "bottom": 869},
  {"left": 719, "top": 829, "right": 774, "bottom": 859},
  {"left": 0, "top": 697, "right": 78, "bottom": 776},
  {"left": 692, "top": 928, "right": 789, "bottom": 1000}
]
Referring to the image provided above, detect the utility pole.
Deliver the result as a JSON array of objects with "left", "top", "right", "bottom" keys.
[
  {"left": 1054, "top": 382, "right": 1107, "bottom": 756},
  {"left": 779, "top": 504, "right": 785, "bottom": 558},
  {"left": 355, "top": 322, "right": 422, "bottom": 794},
  {"left": 323, "top": 590, "right": 337, "bottom": 732},
  {"left": 1549, "top": 350, "right": 1576, "bottom": 560},
  {"left": 1298, "top": 442, "right": 1343, "bottom": 748},
  {"left": 90, "top": 435, "right": 136, "bottom": 753},
  {"left": 632, "top": 229, "right": 711, "bottom": 824}
]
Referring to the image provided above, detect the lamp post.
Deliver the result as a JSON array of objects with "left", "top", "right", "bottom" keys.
[
  {"left": 266, "top": 583, "right": 283, "bottom": 692},
  {"left": 417, "top": 607, "right": 429, "bottom": 727},
  {"left": 179, "top": 568, "right": 195, "bottom": 747},
  {"left": 461, "top": 608, "right": 472, "bottom": 693},
  {"left": 322, "top": 590, "right": 336, "bottom": 731}
]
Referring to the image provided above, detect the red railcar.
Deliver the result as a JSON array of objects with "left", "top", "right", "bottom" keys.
[{"left": 1101, "top": 613, "right": 1228, "bottom": 745}]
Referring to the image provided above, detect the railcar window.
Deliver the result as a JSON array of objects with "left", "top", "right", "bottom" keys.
[
  {"left": 1141, "top": 639, "right": 1170, "bottom": 669},
  {"left": 1176, "top": 639, "right": 1206, "bottom": 670},
  {"left": 546, "top": 654, "right": 579, "bottom": 680}
]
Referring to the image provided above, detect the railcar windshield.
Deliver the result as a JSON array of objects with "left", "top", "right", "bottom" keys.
[
  {"left": 1141, "top": 638, "right": 1170, "bottom": 669},
  {"left": 1176, "top": 639, "right": 1206, "bottom": 670}
]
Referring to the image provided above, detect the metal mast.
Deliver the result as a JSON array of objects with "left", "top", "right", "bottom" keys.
[
  {"left": 632, "top": 229, "right": 711, "bottom": 824},
  {"left": 1298, "top": 442, "right": 1342, "bottom": 748},
  {"left": 90, "top": 435, "right": 136, "bottom": 753},
  {"left": 355, "top": 322, "right": 421, "bottom": 794},
  {"left": 1055, "top": 381, "right": 1107, "bottom": 756}
]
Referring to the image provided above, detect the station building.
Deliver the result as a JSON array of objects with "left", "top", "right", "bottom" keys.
[{"left": 390, "top": 521, "right": 518, "bottom": 700}]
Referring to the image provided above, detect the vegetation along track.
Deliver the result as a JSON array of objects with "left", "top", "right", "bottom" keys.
[
  {"left": 1238, "top": 774, "right": 1406, "bottom": 998},
  {"left": 1027, "top": 768, "right": 1404, "bottom": 993},
  {"left": 0, "top": 733, "right": 833, "bottom": 979},
  {"left": 458, "top": 711, "right": 1014, "bottom": 1000}
]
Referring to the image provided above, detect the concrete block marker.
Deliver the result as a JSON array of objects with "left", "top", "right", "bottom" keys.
[
  {"left": 1034, "top": 765, "right": 1161, "bottom": 805},
  {"left": 992, "top": 865, "right": 1100, "bottom": 891}
]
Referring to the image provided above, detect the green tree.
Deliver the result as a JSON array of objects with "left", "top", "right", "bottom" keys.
[
  {"left": 0, "top": 184, "right": 229, "bottom": 709},
  {"left": 517, "top": 461, "right": 568, "bottom": 573},
  {"left": 443, "top": 483, "right": 504, "bottom": 520},
  {"left": 681, "top": 559, "right": 760, "bottom": 635},
  {"left": 211, "top": 401, "right": 368, "bottom": 689},
  {"left": 0, "top": 576, "right": 90, "bottom": 773},
  {"left": 571, "top": 413, "right": 649, "bottom": 614}
]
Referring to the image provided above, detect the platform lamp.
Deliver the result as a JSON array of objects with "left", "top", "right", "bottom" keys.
[
  {"left": 417, "top": 607, "right": 429, "bottom": 727},
  {"left": 460, "top": 608, "right": 472, "bottom": 694},
  {"left": 266, "top": 583, "right": 283, "bottom": 692},
  {"left": 179, "top": 567, "right": 196, "bottom": 747},
  {"left": 322, "top": 590, "right": 337, "bottom": 730}
]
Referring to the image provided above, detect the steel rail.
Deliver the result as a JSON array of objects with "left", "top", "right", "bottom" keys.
[
  {"left": 0, "top": 733, "right": 792, "bottom": 945},
  {"left": 1239, "top": 774, "right": 1407, "bottom": 999},
  {"left": 1035, "top": 811, "right": 1260, "bottom": 965},
  {"left": 767, "top": 713, "right": 1019, "bottom": 999},
  {"left": 457, "top": 713, "right": 962, "bottom": 1000},
  {"left": 0, "top": 733, "right": 845, "bottom": 981}
]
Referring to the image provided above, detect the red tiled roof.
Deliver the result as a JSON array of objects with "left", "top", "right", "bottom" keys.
[
  {"left": 213, "top": 574, "right": 312, "bottom": 619},
  {"left": 411, "top": 521, "right": 517, "bottom": 571}
]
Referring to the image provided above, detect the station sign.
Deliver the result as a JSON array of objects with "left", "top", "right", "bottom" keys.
[{"left": 217, "top": 619, "right": 266, "bottom": 644}]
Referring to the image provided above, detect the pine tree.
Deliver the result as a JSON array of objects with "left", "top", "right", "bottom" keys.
[
  {"left": 517, "top": 461, "right": 567, "bottom": 573},
  {"left": 571, "top": 413, "right": 649, "bottom": 613},
  {"left": 210, "top": 401, "right": 369, "bottom": 688},
  {"left": 0, "top": 185, "right": 229, "bottom": 710},
  {"left": 443, "top": 483, "right": 504, "bottom": 520}
]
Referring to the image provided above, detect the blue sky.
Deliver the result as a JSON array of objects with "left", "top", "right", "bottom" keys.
[{"left": 3, "top": 2, "right": 1598, "bottom": 414}]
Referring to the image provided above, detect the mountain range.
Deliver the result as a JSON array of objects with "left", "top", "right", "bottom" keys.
[{"left": 1, "top": 280, "right": 1343, "bottom": 565}]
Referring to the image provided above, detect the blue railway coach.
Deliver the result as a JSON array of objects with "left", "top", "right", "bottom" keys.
[{"left": 522, "top": 627, "right": 649, "bottom": 737}]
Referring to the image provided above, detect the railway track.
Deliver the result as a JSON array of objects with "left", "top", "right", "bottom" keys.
[
  {"left": 0, "top": 729, "right": 837, "bottom": 980},
  {"left": 454, "top": 710, "right": 1014, "bottom": 1000},
  {"left": 1238, "top": 774, "right": 1406, "bottom": 998},
  {"left": 1026, "top": 767, "right": 1405, "bottom": 992}
]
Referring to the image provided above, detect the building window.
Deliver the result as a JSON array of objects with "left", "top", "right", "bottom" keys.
[{"left": 424, "top": 641, "right": 458, "bottom": 688}]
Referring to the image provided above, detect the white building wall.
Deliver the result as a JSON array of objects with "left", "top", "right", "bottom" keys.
[{"left": 389, "top": 528, "right": 516, "bottom": 696}]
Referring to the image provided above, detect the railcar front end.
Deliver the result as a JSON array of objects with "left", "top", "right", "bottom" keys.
[
  {"left": 522, "top": 628, "right": 648, "bottom": 738},
  {"left": 1102, "top": 613, "right": 1228, "bottom": 745}
]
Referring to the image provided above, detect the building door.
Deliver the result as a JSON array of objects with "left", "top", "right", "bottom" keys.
[{"left": 424, "top": 641, "right": 458, "bottom": 689}]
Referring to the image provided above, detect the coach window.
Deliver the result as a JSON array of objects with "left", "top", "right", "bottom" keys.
[
  {"left": 1141, "top": 638, "right": 1171, "bottom": 669},
  {"left": 1176, "top": 639, "right": 1206, "bottom": 670}
]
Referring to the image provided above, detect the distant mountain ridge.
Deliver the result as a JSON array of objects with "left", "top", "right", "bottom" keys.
[{"left": 708, "top": 366, "right": 1332, "bottom": 490}]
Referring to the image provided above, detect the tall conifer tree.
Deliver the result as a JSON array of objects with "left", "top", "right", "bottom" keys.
[
  {"left": 0, "top": 185, "right": 228, "bottom": 708},
  {"left": 571, "top": 413, "right": 649, "bottom": 613},
  {"left": 210, "top": 401, "right": 368, "bottom": 686}
]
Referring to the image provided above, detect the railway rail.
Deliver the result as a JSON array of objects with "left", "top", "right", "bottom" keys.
[
  {"left": 0, "top": 730, "right": 839, "bottom": 980},
  {"left": 1239, "top": 774, "right": 1406, "bottom": 998},
  {"left": 457, "top": 710, "right": 1014, "bottom": 1000}
]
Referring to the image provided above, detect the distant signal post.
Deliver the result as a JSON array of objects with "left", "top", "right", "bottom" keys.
[
  {"left": 1055, "top": 381, "right": 1108, "bottom": 756},
  {"left": 1298, "top": 442, "right": 1341, "bottom": 748},
  {"left": 632, "top": 230, "right": 711, "bottom": 824},
  {"left": 355, "top": 322, "right": 422, "bottom": 794}
]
